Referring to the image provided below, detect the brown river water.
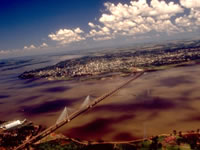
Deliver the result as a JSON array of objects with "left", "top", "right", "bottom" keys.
[{"left": 0, "top": 54, "right": 200, "bottom": 141}]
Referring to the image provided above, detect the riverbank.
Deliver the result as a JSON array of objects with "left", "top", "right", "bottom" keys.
[
  {"left": 30, "top": 129, "right": 200, "bottom": 150},
  {"left": 1, "top": 120, "right": 200, "bottom": 150}
]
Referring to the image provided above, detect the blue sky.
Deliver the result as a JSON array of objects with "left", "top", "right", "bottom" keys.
[
  {"left": 0, "top": 0, "right": 102, "bottom": 48},
  {"left": 0, "top": 0, "right": 200, "bottom": 58},
  {"left": 0, "top": 0, "right": 132, "bottom": 49}
]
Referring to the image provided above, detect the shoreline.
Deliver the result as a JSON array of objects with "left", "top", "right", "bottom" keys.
[
  {"left": 1, "top": 119, "right": 200, "bottom": 150},
  {"left": 18, "top": 46, "right": 200, "bottom": 81}
]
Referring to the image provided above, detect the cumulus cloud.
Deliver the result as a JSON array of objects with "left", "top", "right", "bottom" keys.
[
  {"left": 23, "top": 43, "right": 49, "bottom": 50},
  {"left": 180, "top": 0, "right": 200, "bottom": 8},
  {"left": 48, "top": 27, "right": 85, "bottom": 45},
  {"left": 176, "top": 0, "right": 200, "bottom": 31},
  {"left": 88, "top": 22, "right": 96, "bottom": 28},
  {"left": 46, "top": 0, "right": 199, "bottom": 44},
  {"left": 87, "top": 0, "right": 199, "bottom": 41},
  {"left": 40, "top": 42, "right": 48, "bottom": 48},
  {"left": 24, "top": 44, "right": 36, "bottom": 50}
]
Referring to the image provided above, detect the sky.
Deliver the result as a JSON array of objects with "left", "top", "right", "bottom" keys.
[{"left": 0, "top": 0, "right": 200, "bottom": 58}]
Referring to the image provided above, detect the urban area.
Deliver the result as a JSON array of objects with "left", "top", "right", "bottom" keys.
[{"left": 20, "top": 46, "right": 200, "bottom": 80}]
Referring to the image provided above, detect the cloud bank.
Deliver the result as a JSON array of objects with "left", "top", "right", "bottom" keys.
[
  {"left": 87, "top": 0, "right": 200, "bottom": 41},
  {"left": 0, "top": 43, "right": 48, "bottom": 58},
  {"left": 47, "top": 0, "right": 200, "bottom": 45},
  {"left": 1, "top": 0, "right": 200, "bottom": 56}
]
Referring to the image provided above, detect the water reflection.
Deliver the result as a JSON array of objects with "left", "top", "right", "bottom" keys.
[
  {"left": 159, "top": 75, "right": 194, "bottom": 87},
  {"left": 0, "top": 95, "right": 10, "bottom": 99},
  {"left": 19, "top": 98, "right": 78, "bottom": 116},
  {"left": 66, "top": 114, "right": 134, "bottom": 140},
  {"left": 41, "top": 86, "right": 70, "bottom": 93}
]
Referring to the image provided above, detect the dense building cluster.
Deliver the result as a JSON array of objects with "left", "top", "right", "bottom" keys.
[{"left": 19, "top": 46, "right": 200, "bottom": 80}]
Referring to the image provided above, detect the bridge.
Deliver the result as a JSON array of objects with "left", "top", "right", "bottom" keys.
[{"left": 15, "top": 72, "right": 144, "bottom": 150}]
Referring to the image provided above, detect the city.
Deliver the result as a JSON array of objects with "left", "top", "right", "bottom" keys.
[{"left": 20, "top": 46, "right": 200, "bottom": 81}]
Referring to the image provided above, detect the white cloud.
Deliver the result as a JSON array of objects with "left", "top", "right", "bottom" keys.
[
  {"left": 74, "top": 27, "right": 84, "bottom": 34},
  {"left": 175, "top": 0, "right": 200, "bottom": 32},
  {"left": 24, "top": 44, "right": 36, "bottom": 50},
  {"left": 175, "top": 16, "right": 192, "bottom": 27},
  {"left": 0, "top": 49, "right": 25, "bottom": 57},
  {"left": 48, "top": 27, "right": 85, "bottom": 45},
  {"left": 87, "top": 0, "right": 199, "bottom": 41},
  {"left": 23, "top": 43, "right": 48, "bottom": 50},
  {"left": 190, "top": 8, "right": 200, "bottom": 26},
  {"left": 0, "top": 43, "right": 48, "bottom": 58},
  {"left": 180, "top": 0, "right": 200, "bottom": 8},
  {"left": 150, "top": 0, "right": 184, "bottom": 17},
  {"left": 88, "top": 22, "right": 96, "bottom": 28},
  {"left": 0, "top": 50, "right": 10, "bottom": 54},
  {"left": 40, "top": 42, "right": 48, "bottom": 48}
]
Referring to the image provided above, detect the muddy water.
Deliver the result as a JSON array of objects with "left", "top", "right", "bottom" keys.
[{"left": 0, "top": 55, "right": 200, "bottom": 141}]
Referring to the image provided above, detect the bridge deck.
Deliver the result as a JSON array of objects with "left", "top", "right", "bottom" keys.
[{"left": 15, "top": 72, "right": 144, "bottom": 150}]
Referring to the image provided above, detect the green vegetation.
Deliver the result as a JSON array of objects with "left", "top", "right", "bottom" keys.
[
  {"left": 32, "top": 130, "right": 200, "bottom": 150},
  {"left": 1, "top": 127, "right": 200, "bottom": 150},
  {"left": 32, "top": 133, "right": 200, "bottom": 150}
]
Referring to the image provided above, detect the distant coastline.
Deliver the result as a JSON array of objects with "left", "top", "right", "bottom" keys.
[{"left": 19, "top": 44, "right": 200, "bottom": 81}]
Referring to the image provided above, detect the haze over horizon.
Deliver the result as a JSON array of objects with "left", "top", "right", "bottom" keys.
[{"left": 0, "top": 0, "right": 200, "bottom": 58}]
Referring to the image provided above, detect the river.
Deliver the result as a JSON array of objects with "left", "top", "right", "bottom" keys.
[{"left": 0, "top": 53, "right": 200, "bottom": 141}]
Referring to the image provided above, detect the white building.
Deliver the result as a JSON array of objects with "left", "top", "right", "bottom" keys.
[{"left": 0, "top": 119, "right": 26, "bottom": 130}]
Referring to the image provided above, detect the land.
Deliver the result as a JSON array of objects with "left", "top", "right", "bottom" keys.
[
  {"left": 1, "top": 120, "right": 200, "bottom": 150},
  {"left": 0, "top": 120, "right": 42, "bottom": 150},
  {"left": 19, "top": 42, "right": 200, "bottom": 81},
  {"left": 34, "top": 130, "right": 200, "bottom": 150}
]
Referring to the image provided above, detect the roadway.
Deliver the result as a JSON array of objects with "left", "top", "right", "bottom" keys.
[{"left": 15, "top": 72, "right": 144, "bottom": 150}]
